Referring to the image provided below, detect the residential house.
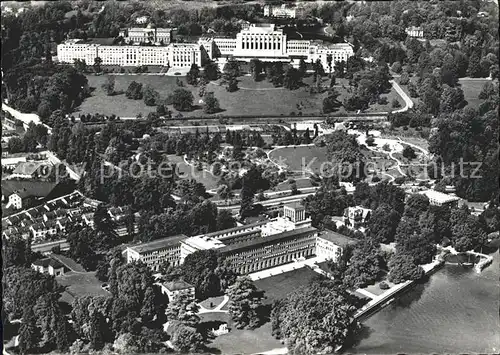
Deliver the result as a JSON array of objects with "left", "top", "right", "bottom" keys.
[
  {"left": 344, "top": 206, "right": 372, "bottom": 228},
  {"left": 2, "top": 180, "right": 58, "bottom": 210},
  {"left": 419, "top": 189, "right": 460, "bottom": 207},
  {"left": 32, "top": 257, "right": 65, "bottom": 276},
  {"left": 160, "top": 280, "right": 195, "bottom": 302}
]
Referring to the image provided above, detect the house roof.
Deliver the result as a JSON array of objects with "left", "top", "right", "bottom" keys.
[
  {"left": 163, "top": 280, "right": 194, "bottom": 291},
  {"left": 128, "top": 234, "right": 189, "bottom": 254},
  {"left": 2, "top": 180, "right": 57, "bottom": 199},
  {"left": 32, "top": 257, "right": 64, "bottom": 269},
  {"left": 219, "top": 226, "right": 317, "bottom": 254},
  {"left": 419, "top": 189, "right": 460, "bottom": 204},
  {"left": 317, "top": 229, "right": 358, "bottom": 247}
]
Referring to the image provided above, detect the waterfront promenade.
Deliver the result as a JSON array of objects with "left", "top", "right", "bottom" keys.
[{"left": 354, "top": 257, "right": 444, "bottom": 319}]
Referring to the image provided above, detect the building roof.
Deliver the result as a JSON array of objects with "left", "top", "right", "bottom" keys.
[
  {"left": 2, "top": 180, "right": 57, "bottom": 199},
  {"left": 219, "top": 226, "right": 317, "bottom": 254},
  {"left": 129, "top": 234, "right": 188, "bottom": 254},
  {"left": 419, "top": 189, "right": 460, "bottom": 204},
  {"left": 200, "top": 221, "right": 267, "bottom": 240},
  {"left": 163, "top": 280, "right": 194, "bottom": 292},
  {"left": 32, "top": 257, "right": 64, "bottom": 269},
  {"left": 317, "top": 229, "right": 358, "bottom": 247},
  {"left": 284, "top": 201, "right": 305, "bottom": 211},
  {"left": 12, "top": 161, "right": 50, "bottom": 176}
]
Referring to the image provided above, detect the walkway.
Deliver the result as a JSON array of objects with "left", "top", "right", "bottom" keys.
[
  {"left": 390, "top": 79, "right": 414, "bottom": 113},
  {"left": 198, "top": 295, "right": 230, "bottom": 314},
  {"left": 354, "top": 257, "right": 443, "bottom": 319}
]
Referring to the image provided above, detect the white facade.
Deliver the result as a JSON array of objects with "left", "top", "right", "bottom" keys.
[
  {"left": 315, "top": 236, "right": 343, "bottom": 261},
  {"left": 264, "top": 4, "right": 301, "bottom": 18},
  {"left": 57, "top": 40, "right": 201, "bottom": 68},
  {"left": 406, "top": 26, "right": 424, "bottom": 38},
  {"left": 58, "top": 24, "right": 353, "bottom": 68},
  {"left": 307, "top": 42, "right": 354, "bottom": 72},
  {"left": 123, "top": 26, "right": 172, "bottom": 44},
  {"left": 7, "top": 194, "right": 23, "bottom": 209}
]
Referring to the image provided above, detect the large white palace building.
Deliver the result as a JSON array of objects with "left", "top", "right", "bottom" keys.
[{"left": 57, "top": 23, "right": 354, "bottom": 70}]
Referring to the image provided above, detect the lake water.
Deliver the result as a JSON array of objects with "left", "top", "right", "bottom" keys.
[{"left": 350, "top": 251, "right": 500, "bottom": 354}]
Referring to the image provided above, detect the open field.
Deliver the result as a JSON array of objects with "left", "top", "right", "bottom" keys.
[
  {"left": 57, "top": 272, "right": 109, "bottom": 304},
  {"left": 77, "top": 74, "right": 403, "bottom": 118},
  {"left": 199, "top": 312, "right": 283, "bottom": 354},
  {"left": 275, "top": 177, "right": 314, "bottom": 191},
  {"left": 254, "top": 267, "right": 319, "bottom": 304},
  {"left": 459, "top": 78, "right": 491, "bottom": 109},
  {"left": 269, "top": 145, "right": 329, "bottom": 173},
  {"left": 167, "top": 154, "right": 220, "bottom": 190}
]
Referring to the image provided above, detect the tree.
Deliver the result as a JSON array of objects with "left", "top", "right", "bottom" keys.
[
  {"left": 204, "top": 92, "right": 220, "bottom": 114},
  {"left": 240, "top": 180, "right": 255, "bottom": 219},
  {"left": 283, "top": 67, "right": 302, "bottom": 90},
  {"left": 322, "top": 90, "right": 341, "bottom": 113},
  {"left": 404, "top": 194, "right": 429, "bottom": 219},
  {"left": 203, "top": 61, "right": 219, "bottom": 81},
  {"left": 89, "top": 311, "right": 106, "bottom": 350},
  {"left": 402, "top": 145, "right": 417, "bottom": 160},
  {"left": 166, "top": 291, "right": 200, "bottom": 327},
  {"left": 227, "top": 276, "right": 265, "bottom": 329},
  {"left": 223, "top": 59, "right": 240, "bottom": 78},
  {"left": 3, "top": 235, "right": 31, "bottom": 268},
  {"left": 7, "top": 137, "right": 24, "bottom": 153},
  {"left": 392, "top": 98, "right": 401, "bottom": 108},
  {"left": 125, "top": 81, "right": 143, "bottom": 100},
  {"left": 367, "top": 204, "right": 401, "bottom": 243},
  {"left": 439, "top": 85, "right": 467, "bottom": 113},
  {"left": 249, "top": 58, "right": 262, "bottom": 81},
  {"left": 298, "top": 58, "right": 307, "bottom": 78},
  {"left": 101, "top": 75, "right": 115, "bottom": 96},
  {"left": 226, "top": 76, "right": 238, "bottom": 92},
  {"left": 314, "top": 59, "right": 325, "bottom": 77},
  {"left": 93, "top": 57, "right": 102, "bottom": 73},
  {"left": 143, "top": 85, "right": 160, "bottom": 106},
  {"left": 172, "top": 88, "right": 194, "bottom": 111},
  {"left": 216, "top": 209, "right": 236, "bottom": 230},
  {"left": 171, "top": 323, "right": 205, "bottom": 353},
  {"left": 186, "top": 63, "right": 200, "bottom": 85},
  {"left": 388, "top": 253, "right": 424, "bottom": 284},
  {"left": 271, "top": 281, "right": 359, "bottom": 354},
  {"left": 343, "top": 240, "right": 385, "bottom": 288},
  {"left": 326, "top": 54, "right": 333, "bottom": 73},
  {"left": 18, "top": 307, "right": 41, "bottom": 354},
  {"left": 181, "top": 250, "right": 223, "bottom": 299}
]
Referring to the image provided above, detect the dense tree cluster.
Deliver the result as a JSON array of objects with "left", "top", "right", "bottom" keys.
[{"left": 271, "top": 280, "right": 359, "bottom": 354}]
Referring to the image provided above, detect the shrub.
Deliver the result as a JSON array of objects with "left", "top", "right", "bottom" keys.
[{"left": 379, "top": 281, "right": 390, "bottom": 290}]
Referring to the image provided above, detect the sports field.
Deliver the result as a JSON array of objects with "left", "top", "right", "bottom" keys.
[{"left": 268, "top": 145, "right": 329, "bottom": 174}]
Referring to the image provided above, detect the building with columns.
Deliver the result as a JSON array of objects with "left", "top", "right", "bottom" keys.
[{"left": 58, "top": 23, "right": 353, "bottom": 69}]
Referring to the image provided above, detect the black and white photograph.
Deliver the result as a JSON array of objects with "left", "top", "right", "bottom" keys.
[{"left": 1, "top": 0, "right": 499, "bottom": 354}]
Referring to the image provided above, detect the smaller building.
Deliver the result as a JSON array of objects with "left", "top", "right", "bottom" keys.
[
  {"left": 264, "top": 4, "right": 302, "bottom": 18},
  {"left": 11, "top": 161, "right": 52, "bottom": 179},
  {"left": 344, "top": 206, "right": 372, "bottom": 228},
  {"left": 125, "top": 234, "right": 189, "bottom": 271},
  {"left": 160, "top": 280, "right": 195, "bottom": 302},
  {"left": 419, "top": 190, "right": 460, "bottom": 207},
  {"left": 405, "top": 26, "right": 424, "bottom": 38},
  {"left": 316, "top": 229, "right": 357, "bottom": 261},
  {"left": 32, "top": 257, "right": 65, "bottom": 276}
]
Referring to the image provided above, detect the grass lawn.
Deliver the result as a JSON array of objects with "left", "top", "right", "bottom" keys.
[
  {"left": 275, "top": 177, "right": 313, "bottom": 191},
  {"left": 459, "top": 78, "right": 490, "bottom": 109},
  {"left": 167, "top": 154, "right": 220, "bottom": 190},
  {"left": 200, "top": 312, "right": 283, "bottom": 354},
  {"left": 57, "top": 271, "right": 109, "bottom": 304},
  {"left": 77, "top": 74, "right": 404, "bottom": 118},
  {"left": 254, "top": 267, "right": 320, "bottom": 304},
  {"left": 200, "top": 296, "right": 226, "bottom": 310},
  {"left": 269, "top": 145, "right": 329, "bottom": 173}
]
